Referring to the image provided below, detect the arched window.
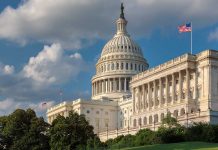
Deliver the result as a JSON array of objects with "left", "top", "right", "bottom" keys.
[
  {"left": 130, "top": 63, "right": 133, "bottom": 70},
  {"left": 138, "top": 64, "right": 141, "bottom": 71},
  {"left": 116, "top": 63, "right": 119, "bottom": 70},
  {"left": 174, "top": 110, "right": 178, "bottom": 118},
  {"left": 149, "top": 116, "right": 152, "bottom": 124},
  {"left": 138, "top": 118, "right": 142, "bottom": 126},
  {"left": 180, "top": 108, "right": 185, "bottom": 116},
  {"left": 143, "top": 117, "right": 147, "bottom": 125},
  {"left": 161, "top": 113, "right": 164, "bottom": 121},
  {"left": 135, "top": 64, "right": 137, "bottom": 71},
  {"left": 133, "top": 119, "right": 137, "bottom": 127},
  {"left": 154, "top": 114, "right": 158, "bottom": 123},
  {"left": 121, "top": 63, "right": 124, "bottom": 70}
]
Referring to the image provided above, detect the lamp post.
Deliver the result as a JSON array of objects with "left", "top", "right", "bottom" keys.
[
  {"left": 117, "top": 100, "right": 119, "bottom": 137},
  {"left": 127, "top": 107, "right": 129, "bottom": 134},
  {"left": 106, "top": 124, "right": 108, "bottom": 141},
  {"left": 198, "top": 108, "right": 201, "bottom": 117},
  {"left": 153, "top": 121, "right": 155, "bottom": 131},
  {"left": 186, "top": 112, "right": 189, "bottom": 127}
]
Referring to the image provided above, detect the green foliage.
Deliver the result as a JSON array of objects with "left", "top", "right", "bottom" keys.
[
  {"left": 49, "top": 110, "right": 96, "bottom": 150},
  {"left": 161, "top": 113, "right": 179, "bottom": 128},
  {"left": 111, "top": 134, "right": 136, "bottom": 149},
  {"left": 0, "top": 108, "right": 49, "bottom": 150},
  {"left": 157, "top": 126, "right": 186, "bottom": 143},
  {"left": 185, "top": 122, "right": 218, "bottom": 143},
  {"left": 135, "top": 129, "right": 158, "bottom": 146}
]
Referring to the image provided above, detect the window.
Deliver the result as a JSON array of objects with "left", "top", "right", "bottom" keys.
[
  {"left": 121, "top": 63, "right": 124, "bottom": 70},
  {"left": 105, "top": 119, "right": 109, "bottom": 127},
  {"left": 111, "top": 63, "right": 114, "bottom": 70},
  {"left": 107, "top": 64, "right": 110, "bottom": 71},
  {"left": 135, "top": 64, "right": 137, "bottom": 70},
  {"left": 116, "top": 63, "right": 119, "bottom": 70},
  {"left": 130, "top": 63, "right": 133, "bottom": 70},
  {"left": 126, "top": 63, "right": 128, "bottom": 70},
  {"left": 87, "top": 110, "right": 90, "bottom": 114}
]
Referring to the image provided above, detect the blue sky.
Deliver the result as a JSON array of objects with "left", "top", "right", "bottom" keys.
[{"left": 0, "top": 0, "right": 218, "bottom": 118}]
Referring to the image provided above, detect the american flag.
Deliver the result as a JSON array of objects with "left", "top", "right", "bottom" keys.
[{"left": 178, "top": 23, "right": 192, "bottom": 33}]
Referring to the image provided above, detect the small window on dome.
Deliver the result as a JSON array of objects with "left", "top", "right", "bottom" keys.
[
  {"left": 131, "top": 63, "right": 133, "bottom": 70},
  {"left": 129, "top": 46, "right": 131, "bottom": 49},
  {"left": 135, "top": 64, "right": 137, "bottom": 71},
  {"left": 111, "top": 63, "right": 114, "bottom": 70},
  {"left": 126, "top": 63, "right": 128, "bottom": 70},
  {"left": 121, "top": 46, "right": 123, "bottom": 49},
  {"left": 107, "top": 64, "right": 110, "bottom": 71},
  {"left": 138, "top": 64, "right": 141, "bottom": 71}
]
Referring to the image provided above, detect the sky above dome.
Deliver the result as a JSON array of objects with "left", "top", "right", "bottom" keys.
[{"left": 0, "top": 0, "right": 218, "bottom": 118}]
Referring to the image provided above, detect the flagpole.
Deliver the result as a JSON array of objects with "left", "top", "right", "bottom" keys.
[{"left": 191, "top": 22, "right": 192, "bottom": 54}]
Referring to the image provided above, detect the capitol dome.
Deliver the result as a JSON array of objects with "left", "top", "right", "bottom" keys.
[{"left": 92, "top": 3, "right": 149, "bottom": 101}]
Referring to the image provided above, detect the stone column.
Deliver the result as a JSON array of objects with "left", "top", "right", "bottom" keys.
[
  {"left": 194, "top": 71, "right": 197, "bottom": 99},
  {"left": 97, "top": 81, "right": 98, "bottom": 94},
  {"left": 165, "top": 76, "right": 169, "bottom": 106},
  {"left": 109, "top": 79, "right": 112, "bottom": 92},
  {"left": 186, "top": 68, "right": 190, "bottom": 101},
  {"left": 114, "top": 78, "right": 117, "bottom": 92},
  {"left": 153, "top": 80, "right": 157, "bottom": 107},
  {"left": 172, "top": 73, "right": 175, "bottom": 105},
  {"left": 159, "top": 78, "right": 162, "bottom": 107},
  {"left": 179, "top": 71, "right": 182, "bottom": 102},
  {"left": 124, "top": 78, "right": 127, "bottom": 92},
  {"left": 108, "top": 79, "right": 110, "bottom": 92},
  {"left": 102, "top": 80, "right": 104, "bottom": 93},
  {"left": 142, "top": 84, "right": 145, "bottom": 110},
  {"left": 133, "top": 87, "right": 135, "bottom": 113},
  {"left": 148, "top": 82, "right": 151, "bottom": 109}
]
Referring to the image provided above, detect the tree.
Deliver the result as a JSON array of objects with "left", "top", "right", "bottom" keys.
[
  {"left": 49, "top": 111, "right": 96, "bottom": 150},
  {"left": 161, "top": 113, "right": 179, "bottom": 128},
  {"left": 135, "top": 129, "right": 157, "bottom": 146},
  {"left": 0, "top": 108, "right": 50, "bottom": 150}
]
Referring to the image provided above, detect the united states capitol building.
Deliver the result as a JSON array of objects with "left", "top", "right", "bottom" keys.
[{"left": 47, "top": 4, "right": 218, "bottom": 141}]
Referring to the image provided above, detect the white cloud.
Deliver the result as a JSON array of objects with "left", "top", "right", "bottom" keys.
[
  {"left": 0, "top": 98, "right": 15, "bottom": 111},
  {"left": 0, "top": 0, "right": 218, "bottom": 48},
  {"left": 22, "top": 43, "right": 86, "bottom": 86},
  {"left": 0, "top": 64, "right": 15, "bottom": 75},
  {"left": 0, "top": 98, "right": 55, "bottom": 116},
  {"left": 209, "top": 28, "right": 218, "bottom": 41},
  {"left": 0, "top": 43, "right": 88, "bottom": 105},
  {"left": 3, "top": 65, "right": 14, "bottom": 75}
]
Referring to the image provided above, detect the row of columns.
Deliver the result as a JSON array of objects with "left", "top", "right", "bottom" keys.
[
  {"left": 97, "top": 62, "right": 146, "bottom": 74},
  {"left": 133, "top": 69, "right": 197, "bottom": 113},
  {"left": 92, "top": 77, "right": 130, "bottom": 96}
]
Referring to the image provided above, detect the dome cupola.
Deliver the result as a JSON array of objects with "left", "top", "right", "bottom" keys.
[{"left": 91, "top": 3, "right": 149, "bottom": 101}]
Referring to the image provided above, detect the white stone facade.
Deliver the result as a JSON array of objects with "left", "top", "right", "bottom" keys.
[{"left": 47, "top": 4, "right": 218, "bottom": 141}]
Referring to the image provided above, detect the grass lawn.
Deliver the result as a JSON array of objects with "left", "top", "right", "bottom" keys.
[{"left": 119, "top": 142, "right": 218, "bottom": 150}]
